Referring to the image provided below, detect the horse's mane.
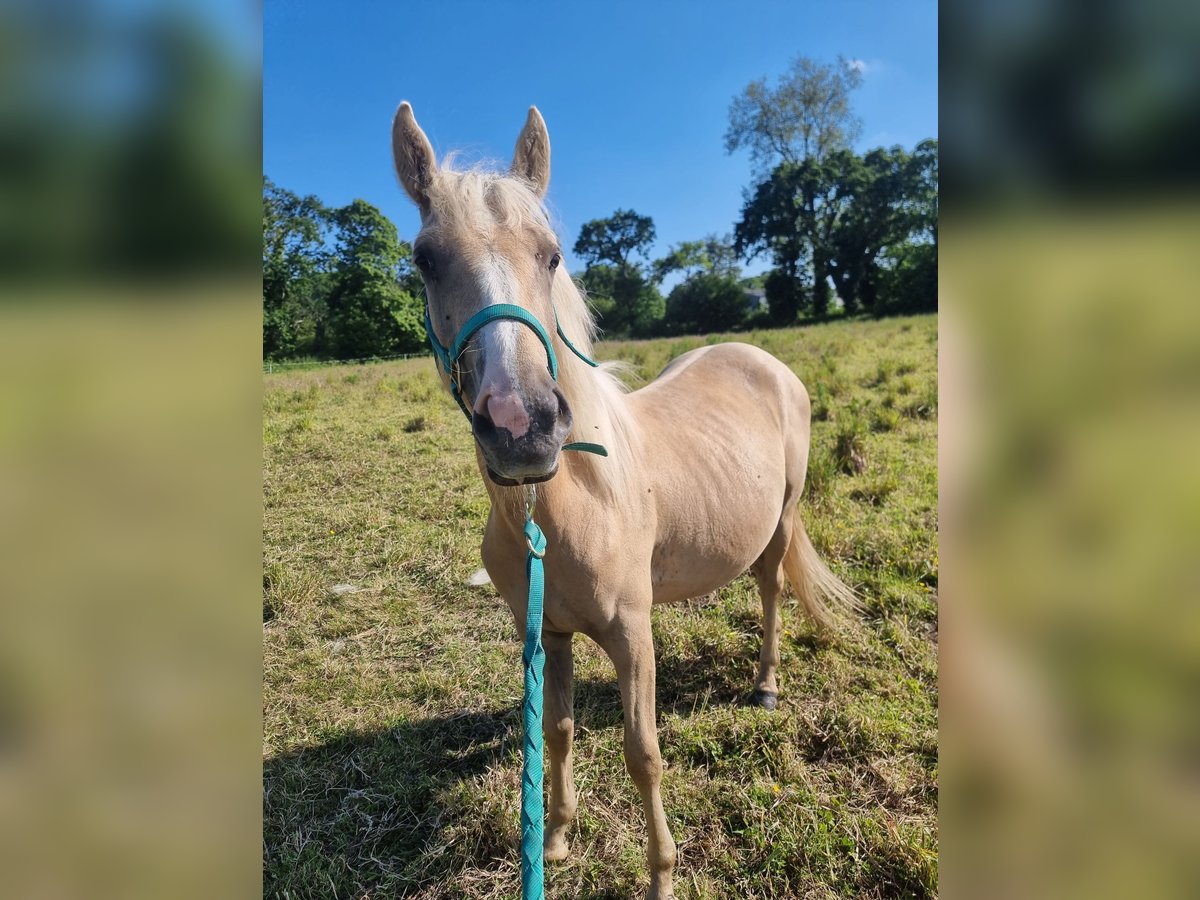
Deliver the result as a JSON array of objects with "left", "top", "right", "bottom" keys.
[{"left": 426, "top": 162, "right": 639, "bottom": 498}]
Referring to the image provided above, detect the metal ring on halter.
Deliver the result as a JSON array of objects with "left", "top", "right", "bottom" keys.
[{"left": 523, "top": 486, "right": 545, "bottom": 557}]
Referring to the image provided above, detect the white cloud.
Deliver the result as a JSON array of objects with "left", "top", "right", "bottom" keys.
[{"left": 847, "top": 58, "right": 886, "bottom": 77}]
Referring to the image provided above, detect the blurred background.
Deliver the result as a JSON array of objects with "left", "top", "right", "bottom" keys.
[
  {"left": 940, "top": 0, "right": 1200, "bottom": 898},
  {"left": 0, "top": 0, "right": 1198, "bottom": 897},
  {"left": 0, "top": 1, "right": 261, "bottom": 898}
]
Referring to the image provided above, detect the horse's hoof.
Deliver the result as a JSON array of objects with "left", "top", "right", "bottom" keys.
[
  {"left": 543, "top": 836, "right": 570, "bottom": 863},
  {"left": 750, "top": 689, "right": 778, "bottom": 710}
]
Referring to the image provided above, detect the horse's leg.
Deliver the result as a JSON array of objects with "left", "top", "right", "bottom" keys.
[
  {"left": 542, "top": 629, "right": 576, "bottom": 862},
  {"left": 601, "top": 617, "right": 676, "bottom": 900},
  {"left": 750, "top": 519, "right": 792, "bottom": 710}
]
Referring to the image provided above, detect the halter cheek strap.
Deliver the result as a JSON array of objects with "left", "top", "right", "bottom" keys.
[{"left": 424, "top": 302, "right": 607, "bottom": 458}]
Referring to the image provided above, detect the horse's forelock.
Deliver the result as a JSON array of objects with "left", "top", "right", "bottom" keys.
[{"left": 427, "top": 161, "right": 555, "bottom": 237}]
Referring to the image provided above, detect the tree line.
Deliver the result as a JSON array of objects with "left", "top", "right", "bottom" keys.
[
  {"left": 262, "top": 181, "right": 426, "bottom": 361},
  {"left": 263, "top": 56, "right": 936, "bottom": 361}
]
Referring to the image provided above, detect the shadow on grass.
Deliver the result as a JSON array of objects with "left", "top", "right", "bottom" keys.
[
  {"left": 264, "top": 635, "right": 827, "bottom": 897},
  {"left": 264, "top": 708, "right": 517, "bottom": 898}
]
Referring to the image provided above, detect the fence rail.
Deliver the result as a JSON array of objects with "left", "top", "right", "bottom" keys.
[{"left": 263, "top": 352, "right": 430, "bottom": 374}]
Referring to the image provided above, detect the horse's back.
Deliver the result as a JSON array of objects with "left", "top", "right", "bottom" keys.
[{"left": 634, "top": 341, "right": 810, "bottom": 429}]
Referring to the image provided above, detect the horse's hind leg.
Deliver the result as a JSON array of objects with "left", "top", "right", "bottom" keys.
[
  {"left": 542, "top": 630, "right": 577, "bottom": 862},
  {"left": 750, "top": 519, "right": 792, "bottom": 710}
]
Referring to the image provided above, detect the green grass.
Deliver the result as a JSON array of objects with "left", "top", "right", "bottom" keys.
[{"left": 263, "top": 314, "right": 938, "bottom": 899}]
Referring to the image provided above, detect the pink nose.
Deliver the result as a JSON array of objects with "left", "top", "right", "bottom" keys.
[{"left": 475, "top": 390, "right": 530, "bottom": 439}]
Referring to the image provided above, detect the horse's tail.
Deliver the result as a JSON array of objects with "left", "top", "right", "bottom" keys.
[{"left": 783, "top": 509, "right": 860, "bottom": 631}]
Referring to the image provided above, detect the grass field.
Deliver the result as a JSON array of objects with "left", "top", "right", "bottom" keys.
[{"left": 263, "top": 314, "right": 938, "bottom": 899}]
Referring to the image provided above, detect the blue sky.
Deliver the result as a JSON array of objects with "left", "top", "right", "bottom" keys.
[{"left": 264, "top": 0, "right": 937, "bottom": 280}]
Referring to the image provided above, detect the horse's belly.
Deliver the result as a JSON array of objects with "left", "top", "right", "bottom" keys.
[
  {"left": 651, "top": 558, "right": 747, "bottom": 604},
  {"left": 649, "top": 484, "right": 783, "bottom": 604}
]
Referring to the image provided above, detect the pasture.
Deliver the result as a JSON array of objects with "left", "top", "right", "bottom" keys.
[{"left": 263, "top": 314, "right": 938, "bottom": 899}]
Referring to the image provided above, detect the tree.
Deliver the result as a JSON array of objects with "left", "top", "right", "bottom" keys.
[
  {"left": 725, "top": 56, "right": 864, "bottom": 176},
  {"left": 574, "top": 209, "right": 662, "bottom": 337},
  {"left": 829, "top": 142, "right": 938, "bottom": 315},
  {"left": 736, "top": 157, "right": 847, "bottom": 317},
  {"left": 262, "top": 181, "right": 431, "bottom": 361},
  {"left": 727, "top": 54, "right": 867, "bottom": 319},
  {"left": 828, "top": 148, "right": 911, "bottom": 314},
  {"left": 763, "top": 268, "right": 807, "bottom": 325},
  {"left": 736, "top": 141, "right": 939, "bottom": 319},
  {"left": 652, "top": 234, "right": 741, "bottom": 284},
  {"left": 652, "top": 240, "right": 709, "bottom": 284},
  {"left": 573, "top": 209, "right": 656, "bottom": 269},
  {"left": 577, "top": 263, "right": 664, "bottom": 337},
  {"left": 262, "top": 179, "right": 330, "bottom": 359},
  {"left": 876, "top": 139, "right": 938, "bottom": 314},
  {"left": 664, "top": 273, "right": 748, "bottom": 335},
  {"left": 323, "top": 200, "right": 425, "bottom": 359},
  {"left": 907, "top": 139, "right": 939, "bottom": 247},
  {"left": 881, "top": 241, "right": 937, "bottom": 315}
]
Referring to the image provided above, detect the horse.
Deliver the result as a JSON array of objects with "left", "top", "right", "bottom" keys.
[{"left": 391, "top": 101, "right": 857, "bottom": 900}]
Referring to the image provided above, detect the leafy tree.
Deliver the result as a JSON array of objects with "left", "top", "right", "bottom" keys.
[
  {"left": 877, "top": 139, "right": 938, "bottom": 315},
  {"left": 727, "top": 54, "right": 876, "bottom": 321},
  {"left": 578, "top": 263, "right": 664, "bottom": 337},
  {"left": 664, "top": 273, "right": 748, "bottom": 335},
  {"left": 736, "top": 141, "right": 938, "bottom": 319},
  {"left": 881, "top": 241, "right": 937, "bottom": 315},
  {"left": 652, "top": 234, "right": 741, "bottom": 284},
  {"left": 574, "top": 210, "right": 662, "bottom": 336},
  {"left": 262, "top": 180, "right": 431, "bottom": 361},
  {"left": 736, "top": 157, "right": 844, "bottom": 317},
  {"left": 828, "top": 148, "right": 912, "bottom": 314},
  {"left": 654, "top": 234, "right": 746, "bottom": 335},
  {"left": 700, "top": 234, "right": 742, "bottom": 280},
  {"left": 262, "top": 179, "right": 330, "bottom": 359},
  {"left": 323, "top": 200, "right": 425, "bottom": 359},
  {"left": 725, "top": 56, "right": 864, "bottom": 176},
  {"left": 573, "top": 209, "right": 657, "bottom": 269},
  {"left": 763, "top": 268, "right": 807, "bottom": 325},
  {"left": 652, "top": 240, "right": 708, "bottom": 284},
  {"left": 830, "top": 141, "right": 937, "bottom": 315},
  {"left": 905, "top": 139, "right": 939, "bottom": 252}
]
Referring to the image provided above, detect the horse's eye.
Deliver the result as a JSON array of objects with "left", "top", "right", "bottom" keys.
[
  {"left": 548, "top": 252, "right": 561, "bottom": 272},
  {"left": 413, "top": 251, "right": 433, "bottom": 275}
]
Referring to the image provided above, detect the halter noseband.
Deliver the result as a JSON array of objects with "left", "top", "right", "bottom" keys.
[{"left": 423, "top": 301, "right": 607, "bottom": 457}]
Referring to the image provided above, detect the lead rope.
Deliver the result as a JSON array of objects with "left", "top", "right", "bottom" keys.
[
  {"left": 424, "top": 302, "right": 603, "bottom": 898},
  {"left": 520, "top": 485, "right": 547, "bottom": 900}
]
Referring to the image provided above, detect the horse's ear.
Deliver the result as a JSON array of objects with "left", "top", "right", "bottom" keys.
[
  {"left": 511, "top": 106, "right": 551, "bottom": 197},
  {"left": 392, "top": 101, "right": 437, "bottom": 213}
]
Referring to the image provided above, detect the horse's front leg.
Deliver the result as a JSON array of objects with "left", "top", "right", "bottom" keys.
[
  {"left": 600, "top": 615, "right": 676, "bottom": 900},
  {"left": 542, "top": 629, "right": 576, "bottom": 862}
]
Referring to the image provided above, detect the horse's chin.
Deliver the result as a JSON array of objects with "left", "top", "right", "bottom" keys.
[{"left": 484, "top": 463, "right": 559, "bottom": 487}]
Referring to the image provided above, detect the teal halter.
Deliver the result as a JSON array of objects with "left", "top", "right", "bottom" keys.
[{"left": 423, "top": 301, "right": 607, "bottom": 457}]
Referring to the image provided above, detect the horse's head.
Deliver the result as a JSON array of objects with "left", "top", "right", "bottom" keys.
[{"left": 392, "top": 102, "right": 572, "bottom": 486}]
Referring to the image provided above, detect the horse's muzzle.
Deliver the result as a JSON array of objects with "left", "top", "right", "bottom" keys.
[{"left": 472, "top": 386, "right": 572, "bottom": 485}]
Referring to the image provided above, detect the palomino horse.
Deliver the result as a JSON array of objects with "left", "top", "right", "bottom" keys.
[{"left": 392, "top": 101, "right": 856, "bottom": 899}]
